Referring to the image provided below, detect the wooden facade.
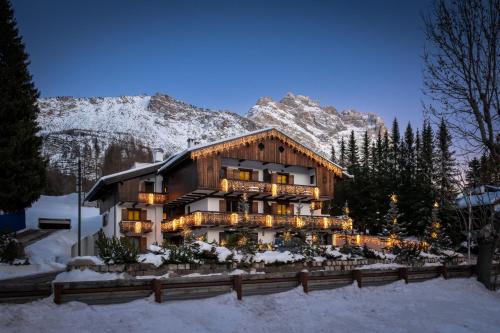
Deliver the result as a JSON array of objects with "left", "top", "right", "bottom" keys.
[{"left": 193, "top": 135, "right": 337, "bottom": 197}]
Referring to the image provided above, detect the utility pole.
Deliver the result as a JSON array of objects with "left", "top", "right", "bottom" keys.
[{"left": 78, "top": 158, "right": 82, "bottom": 257}]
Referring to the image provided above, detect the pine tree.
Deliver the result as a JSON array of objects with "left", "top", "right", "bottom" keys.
[
  {"left": 389, "top": 118, "right": 401, "bottom": 190},
  {"left": 346, "top": 130, "right": 359, "bottom": 174},
  {"left": 338, "top": 137, "right": 346, "bottom": 168},
  {"left": 360, "top": 131, "right": 370, "bottom": 177},
  {"left": 435, "top": 119, "right": 459, "bottom": 243},
  {"left": 424, "top": 201, "right": 451, "bottom": 251},
  {"left": 330, "top": 144, "right": 336, "bottom": 163},
  {"left": 0, "top": 0, "right": 46, "bottom": 212},
  {"left": 398, "top": 123, "right": 417, "bottom": 234},
  {"left": 384, "top": 193, "right": 405, "bottom": 243}
]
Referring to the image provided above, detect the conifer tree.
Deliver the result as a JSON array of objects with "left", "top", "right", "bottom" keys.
[
  {"left": 338, "top": 137, "right": 346, "bottom": 168},
  {"left": 424, "top": 201, "right": 451, "bottom": 251},
  {"left": 346, "top": 130, "right": 359, "bottom": 174},
  {"left": 398, "top": 123, "right": 417, "bottom": 233},
  {"left": 389, "top": 118, "right": 401, "bottom": 190},
  {"left": 330, "top": 144, "right": 336, "bottom": 163},
  {"left": 384, "top": 193, "right": 405, "bottom": 243},
  {"left": 0, "top": 0, "right": 46, "bottom": 212}
]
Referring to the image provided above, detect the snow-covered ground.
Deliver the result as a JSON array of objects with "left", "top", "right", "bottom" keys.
[
  {"left": 0, "top": 278, "right": 499, "bottom": 333},
  {"left": 0, "top": 194, "right": 101, "bottom": 280}
]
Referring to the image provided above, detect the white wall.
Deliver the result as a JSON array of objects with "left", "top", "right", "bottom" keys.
[{"left": 258, "top": 230, "right": 276, "bottom": 244}]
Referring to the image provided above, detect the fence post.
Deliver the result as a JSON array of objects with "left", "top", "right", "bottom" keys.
[
  {"left": 53, "top": 283, "right": 63, "bottom": 304},
  {"left": 152, "top": 279, "right": 162, "bottom": 303},
  {"left": 233, "top": 275, "right": 242, "bottom": 300},
  {"left": 398, "top": 267, "right": 408, "bottom": 284},
  {"left": 439, "top": 265, "right": 448, "bottom": 279},
  {"left": 352, "top": 270, "right": 362, "bottom": 288},
  {"left": 298, "top": 271, "right": 309, "bottom": 293}
]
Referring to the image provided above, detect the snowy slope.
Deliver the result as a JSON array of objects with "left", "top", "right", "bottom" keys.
[
  {"left": 0, "top": 278, "right": 499, "bottom": 332},
  {"left": 0, "top": 194, "right": 101, "bottom": 280},
  {"left": 37, "top": 92, "right": 385, "bottom": 172}
]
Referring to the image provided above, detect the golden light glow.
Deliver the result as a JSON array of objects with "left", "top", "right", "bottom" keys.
[
  {"left": 134, "top": 221, "right": 142, "bottom": 234},
  {"left": 237, "top": 236, "right": 247, "bottom": 246},
  {"left": 313, "top": 187, "right": 320, "bottom": 200},
  {"left": 355, "top": 234, "right": 361, "bottom": 245},
  {"left": 311, "top": 234, "right": 318, "bottom": 243},
  {"left": 265, "top": 215, "right": 273, "bottom": 227},
  {"left": 283, "top": 231, "right": 292, "bottom": 242},
  {"left": 271, "top": 183, "right": 278, "bottom": 197},
  {"left": 390, "top": 193, "right": 398, "bottom": 203},
  {"left": 295, "top": 216, "right": 305, "bottom": 228},
  {"left": 194, "top": 212, "right": 202, "bottom": 226},
  {"left": 147, "top": 193, "right": 155, "bottom": 205},
  {"left": 393, "top": 218, "right": 397, "bottom": 225},
  {"left": 433, "top": 201, "right": 439, "bottom": 208},
  {"left": 332, "top": 234, "right": 337, "bottom": 246},
  {"left": 221, "top": 178, "right": 229, "bottom": 192},
  {"left": 341, "top": 218, "right": 353, "bottom": 231},
  {"left": 182, "top": 228, "right": 192, "bottom": 238},
  {"left": 323, "top": 217, "right": 330, "bottom": 229},
  {"left": 230, "top": 213, "right": 239, "bottom": 225},
  {"left": 220, "top": 240, "right": 227, "bottom": 247},
  {"left": 431, "top": 232, "right": 438, "bottom": 239}
]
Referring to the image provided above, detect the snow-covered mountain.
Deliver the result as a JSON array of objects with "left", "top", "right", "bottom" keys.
[{"left": 37, "top": 92, "right": 385, "bottom": 173}]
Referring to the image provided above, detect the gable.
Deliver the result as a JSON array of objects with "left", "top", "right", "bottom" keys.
[{"left": 189, "top": 129, "right": 343, "bottom": 177}]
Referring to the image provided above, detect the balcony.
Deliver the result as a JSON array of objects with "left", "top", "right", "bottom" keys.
[
  {"left": 220, "top": 179, "right": 320, "bottom": 199},
  {"left": 161, "top": 211, "right": 347, "bottom": 232},
  {"left": 119, "top": 220, "right": 153, "bottom": 236},
  {"left": 137, "top": 192, "right": 168, "bottom": 205}
]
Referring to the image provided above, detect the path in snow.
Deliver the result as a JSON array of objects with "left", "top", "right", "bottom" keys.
[{"left": 0, "top": 278, "right": 499, "bottom": 333}]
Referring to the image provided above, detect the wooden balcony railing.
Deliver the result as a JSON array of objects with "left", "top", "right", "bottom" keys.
[
  {"left": 161, "top": 211, "right": 348, "bottom": 232},
  {"left": 138, "top": 192, "right": 168, "bottom": 205},
  {"left": 119, "top": 220, "right": 153, "bottom": 235},
  {"left": 220, "top": 179, "right": 320, "bottom": 199}
]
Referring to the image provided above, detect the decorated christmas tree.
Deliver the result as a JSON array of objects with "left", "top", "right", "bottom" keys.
[
  {"left": 424, "top": 201, "right": 451, "bottom": 251},
  {"left": 384, "top": 194, "right": 405, "bottom": 245}
]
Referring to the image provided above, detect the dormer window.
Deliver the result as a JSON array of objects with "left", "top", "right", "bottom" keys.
[
  {"left": 239, "top": 170, "right": 251, "bottom": 181},
  {"left": 277, "top": 173, "right": 289, "bottom": 184}
]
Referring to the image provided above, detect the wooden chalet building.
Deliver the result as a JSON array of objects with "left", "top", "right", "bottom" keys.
[{"left": 85, "top": 128, "right": 351, "bottom": 251}]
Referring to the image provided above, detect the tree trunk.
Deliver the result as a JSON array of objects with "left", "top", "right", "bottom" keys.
[{"left": 476, "top": 238, "right": 495, "bottom": 290}]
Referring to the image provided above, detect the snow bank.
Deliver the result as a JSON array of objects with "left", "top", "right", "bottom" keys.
[
  {"left": 53, "top": 269, "right": 125, "bottom": 282},
  {"left": 139, "top": 253, "right": 169, "bottom": 267},
  {"left": 1, "top": 279, "right": 499, "bottom": 333},
  {"left": 0, "top": 195, "right": 101, "bottom": 280},
  {"left": 254, "top": 251, "right": 304, "bottom": 264}
]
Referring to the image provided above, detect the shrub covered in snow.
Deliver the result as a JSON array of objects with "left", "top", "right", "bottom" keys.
[
  {"left": 0, "top": 232, "right": 22, "bottom": 264},
  {"left": 95, "top": 230, "right": 139, "bottom": 264}
]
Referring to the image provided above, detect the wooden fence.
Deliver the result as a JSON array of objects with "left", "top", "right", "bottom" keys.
[{"left": 53, "top": 264, "right": 483, "bottom": 305}]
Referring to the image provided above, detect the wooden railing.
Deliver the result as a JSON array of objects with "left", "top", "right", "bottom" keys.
[
  {"left": 221, "top": 179, "right": 320, "bottom": 199},
  {"left": 119, "top": 220, "right": 153, "bottom": 235},
  {"left": 138, "top": 192, "right": 168, "bottom": 205},
  {"left": 161, "top": 211, "right": 347, "bottom": 232}
]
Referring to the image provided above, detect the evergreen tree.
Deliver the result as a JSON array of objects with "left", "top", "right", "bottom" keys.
[
  {"left": 330, "top": 144, "right": 336, "bottom": 163},
  {"left": 424, "top": 201, "right": 451, "bottom": 251},
  {"left": 389, "top": 118, "right": 401, "bottom": 190},
  {"left": 346, "top": 130, "right": 359, "bottom": 174},
  {"left": 383, "top": 193, "right": 405, "bottom": 243},
  {"left": 466, "top": 157, "right": 481, "bottom": 188},
  {"left": 338, "top": 137, "right": 346, "bottom": 168},
  {"left": 435, "top": 119, "right": 459, "bottom": 243},
  {"left": 360, "top": 131, "right": 370, "bottom": 177},
  {"left": 398, "top": 123, "right": 417, "bottom": 234},
  {"left": 0, "top": 0, "right": 46, "bottom": 212}
]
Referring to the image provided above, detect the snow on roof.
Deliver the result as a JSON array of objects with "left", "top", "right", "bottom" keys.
[{"left": 456, "top": 189, "right": 500, "bottom": 209}]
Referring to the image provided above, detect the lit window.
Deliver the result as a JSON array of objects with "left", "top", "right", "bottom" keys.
[
  {"left": 277, "top": 204, "right": 289, "bottom": 215},
  {"left": 162, "top": 212, "right": 167, "bottom": 220},
  {"left": 239, "top": 170, "right": 251, "bottom": 181},
  {"left": 277, "top": 174, "right": 288, "bottom": 184},
  {"left": 127, "top": 209, "right": 141, "bottom": 221}
]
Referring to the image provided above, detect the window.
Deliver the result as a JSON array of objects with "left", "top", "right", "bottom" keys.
[
  {"left": 226, "top": 200, "right": 239, "bottom": 212},
  {"left": 310, "top": 175, "right": 315, "bottom": 185},
  {"left": 239, "top": 170, "right": 251, "bottom": 181},
  {"left": 277, "top": 173, "right": 288, "bottom": 184},
  {"left": 278, "top": 146, "right": 285, "bottom": 153},
  {"left": 144, "top": 181, "right": 154, "bottom": 193},
  {"left": 277, "top": 204, "right": 289, "bottom": 215},
  {"left": 162, "top": 212, "right": 167, "bottom": 220},
  {"left": 127, "top": 209, "right": 141, "bottom": 221},
  {"left": 258, "top": 143, "right": 265, "bottom": 151},
  {"left": 102, "top": 214, "right": 108, "bottom": 227}
]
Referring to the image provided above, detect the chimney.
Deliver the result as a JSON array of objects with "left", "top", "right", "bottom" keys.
[{"left": 152, "top": 148, "right": 164, "bottom": 163}]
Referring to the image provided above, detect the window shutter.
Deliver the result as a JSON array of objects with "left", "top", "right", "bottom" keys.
[
  {"left": 219, "top": 199, "right": 226, "bottom": 212},
  {"left": 271, "top": 203, "right": 277, "bottom": 214},
  {"left": 289, "top": 204, "right": 295, "bottom": 215},
  {"left": 139, "top": 237, "right": 147, "bottom": 252},
  {"left": 252, "top": 170, "right": 259, "bottom": 181},
  {"left": 288, "top": 174, "right": 294, "bottom": 185},
  {"left": 252, "top": 201, "right": 259, "bottom": 213},
  {"left": 271, "top": 173, "right": 278, "bottom": 184},
  {"left": 122, "top": 209, "right": 128, "bottom": 221},
  {"left": 140, "top": 210, "right": 147, "bottom": 221}
]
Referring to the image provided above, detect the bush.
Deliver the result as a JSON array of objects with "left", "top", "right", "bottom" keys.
[
  {"left": 95, "top": 229, "right": 139, "bottom": 264},
  {"left": 161, "top": 241, "right": 196, "bottom": 264},
  {"left": 0, "top": 232, "right": 21, "bottom": 264},
  {"left": 362, "top": 244, "right": 382, "bottom": 259},
  {"left": 394, "top": 241, "right": 424, "bottom": 266}
]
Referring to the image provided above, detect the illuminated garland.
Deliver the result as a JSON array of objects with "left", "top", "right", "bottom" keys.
[{"left": 189, "top": 129, "right": 343, "bottom": 176}]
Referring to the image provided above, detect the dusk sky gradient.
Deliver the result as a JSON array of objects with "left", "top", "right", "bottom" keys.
[{"left": 12, "top": 0, "right": 433, "bottom": 127}]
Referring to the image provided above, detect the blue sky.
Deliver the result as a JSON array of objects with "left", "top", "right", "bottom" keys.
[{"left": 12, "top": 0, "right": 432, "bottom": 127}]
